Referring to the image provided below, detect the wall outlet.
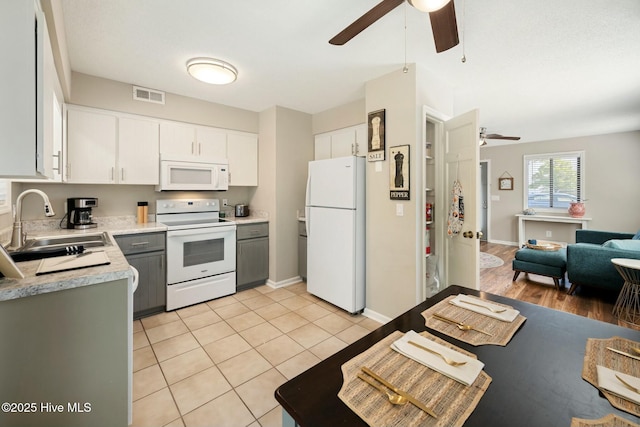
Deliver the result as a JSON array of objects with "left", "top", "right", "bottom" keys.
[
  {"left": 222, "top": 199, "right": 228, "bottom": 207},
  {"left": 396, "top": 204, "right": 404, "bottom": 216},
  {"left": 546, "top": 230, "right": 552, "bottom": 237}
]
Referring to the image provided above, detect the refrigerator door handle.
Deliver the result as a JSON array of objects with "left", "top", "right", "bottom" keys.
[{"left": 305, "top": 171, "right": 311, "bottom": 237}]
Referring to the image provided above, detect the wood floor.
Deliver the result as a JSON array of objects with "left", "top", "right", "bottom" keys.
[{"left": 480, "top": 241, "right": 620, "bottom": 326}]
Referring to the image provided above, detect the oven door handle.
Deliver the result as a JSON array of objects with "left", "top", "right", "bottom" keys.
[{"left": 168, "top": 228, "right": 232, "bottom": 237}]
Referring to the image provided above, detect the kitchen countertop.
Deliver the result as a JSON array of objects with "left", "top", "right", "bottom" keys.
[
  {"left": 0, "top": 214, "right": 270, "bottom": 302},
  {"left": 0, "top": 220, "right": 168, "bottom": 302},
  {"left": 231, "top": 216, "right": 269, "bottom": 224}
]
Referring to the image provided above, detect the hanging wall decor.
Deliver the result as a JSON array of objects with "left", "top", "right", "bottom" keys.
[
  {"left": 367, "top": 109, "right": 385, "bottom": 162},
  {"left": 498, "top": 172, "right": 514, "bottom": 190},
  {"left": 389, "top": 145, "right": 410, "bottom": 200}
]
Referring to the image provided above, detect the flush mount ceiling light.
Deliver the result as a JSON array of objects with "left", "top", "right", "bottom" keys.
[
  {"left": 407, "top": 0, "right": 451, "bottom": 12},
  {"left": 186, "top": 57, "right": 238, "bottom": 85}
]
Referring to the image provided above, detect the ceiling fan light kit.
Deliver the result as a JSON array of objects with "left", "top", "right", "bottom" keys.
[
  {"left": 407, "top": 0, "right": 450, "bottom": 13},
  {"left": 186, "top": 57, "right": 238, "bottom": 85}
]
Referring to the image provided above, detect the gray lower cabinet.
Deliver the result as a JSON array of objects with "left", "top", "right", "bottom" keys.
[
  {"left": 298, "top": 220, "right": 307, "bottom": 281},
  {"left": 115, "top": 232, "right": 166, "bottom": 319},
  {"left": 236, "top": 222, "right": 269, "bottom": 291}
]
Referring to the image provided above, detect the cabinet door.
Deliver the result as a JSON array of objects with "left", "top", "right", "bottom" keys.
[
  {"left": 330, "top": 128, "right": 356, "bottom": 158},
  {"left": 227, "top": 132, "right": 258, "bottom": 186},
  {"left": 128, "top": 252, "right": 166, "bottom": 317},
  {"left": 66, "top": 108, "right": 117, "bottom": 183},
  {"left": 118, "top": 117, "right": 159, "bottom": 185},
  {"left": 159, "top": 121, "right": 196, "bottom": 159},
  {"left": 314, "top": 134, "right": 331, "bottom": 160},
  {"left": 197, "top": 126, "right": 227, "bottom": 160},
  {"left": 237, "top": 237, "right": 269, "bottom": 288}
]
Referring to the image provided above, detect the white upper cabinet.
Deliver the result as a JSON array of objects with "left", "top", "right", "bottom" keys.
[
  {"left": 314, "top": 134, "right": 332, "bottom": 160},
  {"left": 0, "top": 2, "right": 56, "bottom": 178},
  {"left": 118, "top": 117, "right": 160, "bottom": 185},
  {"left": 227, "top": 132, "right": 258, "bottom": 186},
  {"left": 66, "top": 108, "right": 117, "bottom": 184},
  {"left": 314, "top": 124, "right": 366, "bottom": 160},
  {"left": 66, "top": 106, "right": 159, "bottom": 185},
  {"left": 159, "top": 121, "right": 226, "bottom": 161}
]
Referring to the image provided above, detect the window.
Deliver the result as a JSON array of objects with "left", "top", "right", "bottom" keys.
[{"left": 524, "top": 151, "right": 584, "bottom": 210}]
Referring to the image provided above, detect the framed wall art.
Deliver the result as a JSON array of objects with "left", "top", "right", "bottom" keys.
[
  {"left": 367, "top": 109, "right": 385, "bottom": 162},
  {"left": 498, "top": 172, "right": 514, "bottom": 190},
  {"left": 389, "top": 145, "right": 410, "bottom": 200}
]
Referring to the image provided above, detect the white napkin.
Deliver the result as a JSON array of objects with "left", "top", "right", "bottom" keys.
[
  {"left": 391, "top": 330, "right": 484, "bottom": 386},
  {"left": 450, "top": 294, "right": 520, "bottom": 322},
  {"left": 596, "top": 365, "right": 640, "bottom": 404}
]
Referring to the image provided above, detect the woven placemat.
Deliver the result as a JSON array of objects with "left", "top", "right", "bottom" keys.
[
  {"left": 338, "top": 330, "right": 492, "bottom": 427},
  {"left": 582, "top": 337, "right": 640, "bottom": 417},
  {"left": 571, "top": 414, "right": 640, "bottom": 427},
  {"left": 421, "top": 295, "right": 526, "bottom": 346}
]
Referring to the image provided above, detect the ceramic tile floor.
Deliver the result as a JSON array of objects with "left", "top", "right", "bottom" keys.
[{"left": 132, "top": 281, "right": 382, "bottom": 427}]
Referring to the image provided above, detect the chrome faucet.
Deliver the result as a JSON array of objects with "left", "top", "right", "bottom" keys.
[{"left": 10, "top": 189, "right": 56, "bottom": 249}]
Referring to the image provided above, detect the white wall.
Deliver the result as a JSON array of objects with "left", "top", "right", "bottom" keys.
[{"left": 481, "top": 131, "right": 640, "bottom": 244}]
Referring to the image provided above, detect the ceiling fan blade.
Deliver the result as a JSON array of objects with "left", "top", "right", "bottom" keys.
[
  {"left": 486, "top": 134, "right": 521, "bottom": 141},
  {"left": 329, "top": 0, "right": 404, "bottom": 45},
  {"left": 429, "top": 0, "right": 459, "bottom": 53}
]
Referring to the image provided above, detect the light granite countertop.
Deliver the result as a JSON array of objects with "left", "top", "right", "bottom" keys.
[
  {"left": 0, "top": 219, "right": 168, "bottom": 302},
  {"left": 0, "top": 214, "right": 269, "bottom": 302}
]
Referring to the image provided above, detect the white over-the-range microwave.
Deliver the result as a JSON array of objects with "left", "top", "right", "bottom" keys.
[{"left": 157, "top": 158, "right": 229, "bottom": 191}]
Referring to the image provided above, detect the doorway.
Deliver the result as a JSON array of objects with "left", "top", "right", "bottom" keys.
[{"left": 479, "top": 160, "right": 489, "bottom": 242}]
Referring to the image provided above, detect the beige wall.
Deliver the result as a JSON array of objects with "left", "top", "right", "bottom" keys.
[
  {"left": 365, "top": 66, "right": 420, "bottom": 319},
  {"left": 254, "top": 107, "right": 313, "bottom": 285},
  {"left": 312, "top": 99, "right": 365, "bottom": 135},
  {"left": 481, "top": 130, "right": 640, "bottom": 244},
  {"left": 70, "top": 72, "right": 259, "bottom": 132}
]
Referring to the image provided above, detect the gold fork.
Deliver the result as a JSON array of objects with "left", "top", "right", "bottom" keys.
[
  {"left": 408, "top": 340, "right": 467, "bottom": 366},
  {"left": 615, "top": 374, "right": 640, "bottom": 394},
  {"left": 458, "top": 299, "right": 507, "bottom": 313},
  {"left": 432, "top": 313, "right": 493, "bottom": 336}
]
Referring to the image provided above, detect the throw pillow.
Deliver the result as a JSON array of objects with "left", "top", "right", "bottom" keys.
[
  {"left": 603, "top": 239, "right": 640, "bottom": 251},
  {"left": 633, "top": 230, "right": 640, "bottom": 240}
]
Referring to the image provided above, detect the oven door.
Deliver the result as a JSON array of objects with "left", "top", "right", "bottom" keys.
[{"left": 166, "top": 226, "right": 236, "bottom": 284}]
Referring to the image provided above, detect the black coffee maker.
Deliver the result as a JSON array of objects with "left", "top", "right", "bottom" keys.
[{"left": 67, "top": 198, "right": 98, "bottom": 229}]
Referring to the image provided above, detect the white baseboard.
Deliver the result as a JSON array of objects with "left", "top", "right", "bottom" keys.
[
  {"left": 487, "top": 239, "right": 518, "bottom": 247},
  {"left": 266, "top": 276, "right": 303, "bottom": 289},
  {"left": 362, "top": 307, "right": 392, "bottom": 324}
]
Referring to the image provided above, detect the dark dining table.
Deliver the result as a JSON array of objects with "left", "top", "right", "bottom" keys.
[{"left": 275, "top": 285, "right": 640, "bottom": 426}]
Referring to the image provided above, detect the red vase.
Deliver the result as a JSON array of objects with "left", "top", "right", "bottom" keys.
[{"left": 568, "top": 202, "right": 585, "bottom": 218}]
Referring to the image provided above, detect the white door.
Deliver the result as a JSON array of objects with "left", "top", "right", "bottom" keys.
[
  {"left": 197, "top": 126, "right": 227, "bottom": 160},
  {"left": 66, "top": 108, "right": 117, "bottom": 183},
  {"left": 118, "top": 117, "right": 159, "bottom": 185},
  {"left": 330, "top": 129, "right": 356, "bottom": 158},
  {"left": 159, "top": 121, "right": 196, "bottom": 159},
  {"left": 443, "top": 109, "right": 480, "bottom": 290},
  {"left": 306, "top": 206, "right": 357, "bottom": 312},
  {"left": 306, "top": 157, "right": 357, "bottom": 209}
]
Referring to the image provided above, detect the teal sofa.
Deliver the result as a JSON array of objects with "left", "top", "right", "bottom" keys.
[{"left": 566, "top": 230, "right": 640, "bottom": 295}]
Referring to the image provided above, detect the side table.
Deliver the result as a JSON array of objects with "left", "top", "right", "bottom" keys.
[{"left": 611, "top": 258, "right": 640, "bottom": 329}]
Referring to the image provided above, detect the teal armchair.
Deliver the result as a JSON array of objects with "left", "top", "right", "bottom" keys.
[{"left": 566, "top": 230, "right": 640, "bottom": 294}]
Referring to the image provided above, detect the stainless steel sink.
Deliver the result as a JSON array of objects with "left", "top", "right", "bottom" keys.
[{"left": 19, "top": 232, "right": 112, "bottom": 252}]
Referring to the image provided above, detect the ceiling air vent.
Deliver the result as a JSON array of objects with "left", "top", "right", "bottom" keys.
[{"left": 132, "top": 86, "right": 165, "bottom": 105}]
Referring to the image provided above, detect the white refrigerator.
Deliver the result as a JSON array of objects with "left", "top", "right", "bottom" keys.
[{"left": 305, "top": 156, "right": 365, "bottom": 314}]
